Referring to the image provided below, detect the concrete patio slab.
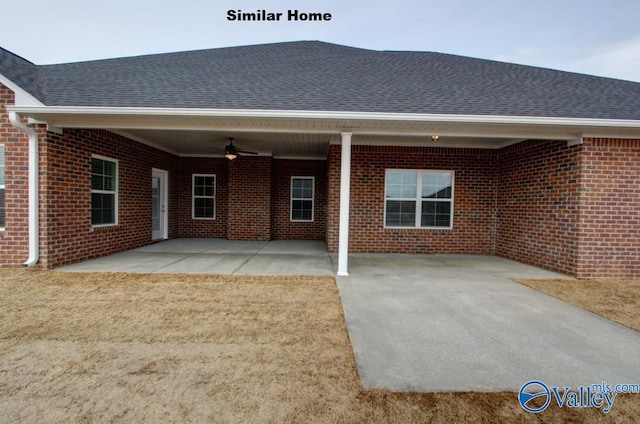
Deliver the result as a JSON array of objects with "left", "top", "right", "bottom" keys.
[
  {"left": 57, "top": 239, "right": 332, "bottom": 275},
  {"left": 240, "top": 253, "right": 334, "bottom": 275},
  {"left": 337, "top": 254, "right": 640, "bottom": 392}
]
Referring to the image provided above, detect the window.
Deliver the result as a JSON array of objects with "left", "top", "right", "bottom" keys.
[
  {"left": 385, "top": 170, "right": 454, "bottom": 229},
  {"left": 291, "top": 177, "right": 314, "bottom": 222},
  {"left": 0, "top": 145, "right": 5, "bottom": 228},
  {"left": 91, "top": 156, "right": 118, "bottom": 226},
  {"left": 193, "top": 174, "right": 216, "bottom": 219}
]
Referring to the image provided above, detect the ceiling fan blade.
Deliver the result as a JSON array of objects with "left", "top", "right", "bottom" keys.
[{"left": 206, "top": 137, "right": 259, "bottom": 158}]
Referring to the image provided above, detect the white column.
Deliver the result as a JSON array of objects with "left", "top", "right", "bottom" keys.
[{"left": 337, "top": 132, "right": 352, "bottom": 276}]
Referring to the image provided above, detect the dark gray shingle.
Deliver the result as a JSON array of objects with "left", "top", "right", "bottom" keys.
[
  {"left": 2, "top": 41, "right": 640, "bottom": 119},
  {"left": 0, "top": 47, "right": 44, "bottom": 101}
]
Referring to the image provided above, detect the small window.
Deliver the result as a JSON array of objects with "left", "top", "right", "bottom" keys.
[
  {"left": 193, "top": 174, "right": 216, "bottom": 219},
  {"left": 91, "top": 156, "right": 118, "bottom": 226},
  {"left": 291, "top": 177, "right": 314, "bottom": 222},
  {"left": 385, "top": 170, "right": 454, "bottom": 229},
  {"left": 0, "top": 145, "right": 5, "bottom": 228}
]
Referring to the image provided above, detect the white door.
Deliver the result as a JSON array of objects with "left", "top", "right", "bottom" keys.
[{"left": 152, "top": 169, "right": 168, "bottom": 240}]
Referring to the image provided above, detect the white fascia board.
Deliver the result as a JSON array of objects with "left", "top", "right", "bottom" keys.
[
  {"left": 0, "top": 74, "right": 44, "bottom": 106},
  {"left": 6, "top": 105, "right": 640, "bottom": 130}
]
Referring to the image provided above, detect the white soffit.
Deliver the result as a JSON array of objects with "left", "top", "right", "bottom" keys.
[
  {"left": 116, "top": 128, "right": 334, "bottom": 158},
  {"left": 8, "top": 106, "right": 640, "bottom": 140}
]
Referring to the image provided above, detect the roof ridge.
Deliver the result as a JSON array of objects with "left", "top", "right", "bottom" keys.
[
  {"left": 0, "top": 46, "right": 36, "bottom": 65},
  {"left": 36, "top": 40, "right": 369, "bottom": 67}
]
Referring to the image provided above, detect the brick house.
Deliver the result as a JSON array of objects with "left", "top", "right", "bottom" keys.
[{"left": 1, "top": 41, "right": 639, "bottom": 277}]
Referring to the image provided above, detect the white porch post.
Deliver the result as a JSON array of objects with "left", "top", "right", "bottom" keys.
[{"left": 337, "top": 132, "right": 352, "bottom": 276}]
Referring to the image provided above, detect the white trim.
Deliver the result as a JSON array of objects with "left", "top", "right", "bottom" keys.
[
  {"left": 290, "top": 176, "right": 315, "bottom": 222},
  {"left": 384, "top": 170, "right": 455, "bottom": 230},
  {"left": 91, "top": 155, "right": 119, "bottom": 227},
  {"left": 192, "top": 174, "right": 216, "bottom": 220},
  {"left": 567, "top": 136, "right": 584, "bottom": 147},
  {"left": 337, "top": 132, "right": 352, "bottom": 277},
  {"left": 10, "top": 105, "right": 640, "bottom": 142},
  {"left": 0, "top": 74, "right": 45, "bottom": 106},
  {"left": 6, "top": 105, "right": 640, "bottom": 129}
]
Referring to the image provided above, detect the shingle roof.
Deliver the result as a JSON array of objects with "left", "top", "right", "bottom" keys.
[
  {"left": 0, "top": 47, "right": 44, "bottom": 100},
  {"left": 2, "top": 41, "right": 640, "bottom": 120}
]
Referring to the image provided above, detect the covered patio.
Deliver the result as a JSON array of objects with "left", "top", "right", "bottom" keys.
[
  {"left": 11, "top": 105, "right": 603, "bottom": 276},
  {"left": 57, "top": 239, "right": 334, "bottom": 275}
]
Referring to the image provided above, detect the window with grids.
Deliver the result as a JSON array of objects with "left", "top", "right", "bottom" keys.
[
  {"left": 385, "top": 170, "right": 454, "bottom": 229},
  {"left": 291, "top": 177, "right": 314, "bottom": 222},
  {"left": 192, "top": 174, "right": 216, "bottom": 219},
  {"left": 91, "top": 156, "right": 118, "bottom": 226},
  {"left": 0, "top": 145, "right": 5, "bottom": 228}
]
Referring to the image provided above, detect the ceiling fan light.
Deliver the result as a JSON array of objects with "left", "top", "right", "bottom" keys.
[{"left": 224, "top": 139, "right": 238, "bottom": 160}]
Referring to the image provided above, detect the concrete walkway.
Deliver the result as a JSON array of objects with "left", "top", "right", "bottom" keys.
[
  {"left": 58, "top": 239, "right": 333, "bottom": 275},
  {"left": 337, "top": 254, "right": 640, "bottom": 392}
]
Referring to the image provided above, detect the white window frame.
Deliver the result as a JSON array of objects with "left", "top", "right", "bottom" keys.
[
  {"left": 192, "top": 174, "right": 216, "bottom": 220},
  {"left": 0, "top": 144, "right": 5, "bottom": 231},
  {"left": 91, "top": 154, "right": 119, "bottom": 227},
  {"left": 384, "top": 169, "right": 455, "bottom": 230},
  {"left": 290, "top": 176, "right": 315, "bottom": 222}
]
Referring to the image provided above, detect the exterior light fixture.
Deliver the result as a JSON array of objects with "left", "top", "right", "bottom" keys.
[
  {"left": 220, "top": 137, "right": 257, "bottom": 159},
  {"left": 224, "top": 140, "right": 238, "bottom": 160},
  {"left": 431, "top": 135, "right": 440, "bottom": 142}
]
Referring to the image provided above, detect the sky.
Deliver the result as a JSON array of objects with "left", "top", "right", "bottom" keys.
[{"left": 2, "top": 0, "right": 640, "bottom": 82}]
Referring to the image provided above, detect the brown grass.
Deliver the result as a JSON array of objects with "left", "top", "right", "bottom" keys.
[
  {"left": 0, "top": 270, "right": 637, "bottom": 423},
  {"left": 516, "top": 278, "right": 640, "bottom": 332}
]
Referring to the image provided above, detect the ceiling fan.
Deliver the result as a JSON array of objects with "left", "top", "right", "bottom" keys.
[{"left": 209, "top": 137, "right": 258, "bottom": 160}]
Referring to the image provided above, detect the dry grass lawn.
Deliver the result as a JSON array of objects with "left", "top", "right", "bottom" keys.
[
  {"left": 516, "top": 279, "right": 640, "bottom": 332},
  {"left": 0, "top": 270, "right": 638, "bottom": 423}
]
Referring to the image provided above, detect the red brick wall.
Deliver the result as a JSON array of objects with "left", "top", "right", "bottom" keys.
[
  {"left": 326, "top": 144, "right": 497, "bottom": 254},
  {"left": 0, "top": 84, "right": 30, "bottom": 267},
  {"left": 227, "top": 156, "right": 272, "bottom": 240},
  {"left": 271, "top": 159, "right": 327, "bottom": 240},
  {"left": 496, "top": 140, "right": 581, "bottom": 275},
  {"left": 4, "top": 76, "right": 639, "bottom": 276},
  {"left": 39, "top": 128, "right": 179, "bottom": 268},
  {"left": 178, "top": 157, "right": 228, "bottom": 238},
  {"left": 326, "top": 146, "right": 339, "bottom": 252},
  {"left": 577, "top": 138, "right": 640, "bottom": 278}
]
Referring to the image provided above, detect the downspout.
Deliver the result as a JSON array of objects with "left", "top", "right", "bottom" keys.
[{"left": 8, "top": 112, "right": 39, "bottom": 267}]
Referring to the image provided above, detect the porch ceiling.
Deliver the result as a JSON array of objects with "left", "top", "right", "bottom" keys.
[
  {"left": 11, "top": 106, "right": 640, "bottom": 158},
  {"left": 113, "top": 129, "right": 520, "bottom": 158}
]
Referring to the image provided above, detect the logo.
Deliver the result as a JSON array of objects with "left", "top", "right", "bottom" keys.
[
  {"left": 518, "top": 380, "right": 628, "bottom": 414},
  {"left": 519, "top": 380, "right": 551, "bottom": 413}
]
